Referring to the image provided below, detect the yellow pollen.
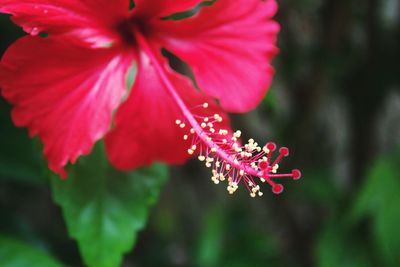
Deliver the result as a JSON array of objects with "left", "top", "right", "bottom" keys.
[{"left": 234, "top": 130, "right": 241, "bottom": 138}]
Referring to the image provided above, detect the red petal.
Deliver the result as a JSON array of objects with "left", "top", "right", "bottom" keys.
[
  {"left": 105, "top": 49, "right": 229, "bottom": 170},
  {"left": 150, "top": 0, "right": 280, "bottom": 112},
  {"left": 0, "top": 0, "right": 130, "bottom": 47},
  {"left": 133, "top": 0, "right": 205, "bottom": 19},
  {"left": 0, "top": 37, "right": 135, "bottom": 177}
]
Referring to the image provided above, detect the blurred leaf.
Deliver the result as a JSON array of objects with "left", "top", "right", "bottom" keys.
[
  {"left": 163, "top": 1, "right": 215, "bottom": 20},
  {"left": 292, "top": 169, "right": 339, "bottom": 209},
  {"left": 352, "top": 149, "right": 400, "bottom": 266},
  {"left": 51, "top": 143, "right": 168, "bottom": 267},
  {"left": 195, "top": 208, "right": 225, "bottom": 267},
  {"left": 125, "top": 62, "right": 137, "bottom": 94},
  {"left": 316, "top": 222, "right": 373, "bottom": 267},
  {"left": 0, "top": 235, "right": 63, "bottom": 267},
  {"left": 262, "top": 87, "right": 278, "bottom": 110},
  {"left": 0, "top": 99, "right": 45, "bottom": 183}
]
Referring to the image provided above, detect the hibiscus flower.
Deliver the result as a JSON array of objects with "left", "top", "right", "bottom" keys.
[{"left": 0, "top": 0, "right": 300, "bottom": 195}]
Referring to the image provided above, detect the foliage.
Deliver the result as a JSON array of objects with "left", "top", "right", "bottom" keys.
[
  {"left": 51, "top": 144, "right": 168, "bottom": 267},
  {"left": 0, "top": 236, "right": 63, "bottom": 267}
]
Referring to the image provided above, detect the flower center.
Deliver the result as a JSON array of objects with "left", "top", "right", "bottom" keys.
[
  {"left": 134, "top": 30, "right": 301, "bottom": 197},
  {"left": 116, "top": 18, "right": 147, "bottom": 46}
]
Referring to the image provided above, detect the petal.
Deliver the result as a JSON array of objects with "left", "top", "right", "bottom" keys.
[
  {"left": 105, "top": 49, "right": 229, "bottom": 170},
  {"left": 149, "top": 0, "right": 280, "bottom": 112},
  {"left": 0, "top": 0, "right": 130, "bottom": 47},
  {"left": 0, "top": 36, "right": 135, "bottom": 177},
  {"left": 133, "top": 0, "right": 204, "bottom": 19}
]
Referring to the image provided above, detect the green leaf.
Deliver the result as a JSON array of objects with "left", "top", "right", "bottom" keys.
[
  {"left": 352, "top": 149, "right": 400, "bottom": 266},
  {"left": 51, "top": 143, "right": 168, "bottom": 267},
  {"left": 0, "top": 99, "right": 44, "bottom": 184},
  {"left": 315, "top": 222, "right": 373, "bottom": 267},
  {"left": 125, "top": 62, "right": 137, "bottom": 91},
  {"left": 262, "top": 87, "right": 278, "bottom": 110},
  {"left": 195, "top": 208, "right": 225, "bottom": 267},
  {"left": 0, "top": 235, "right": 63, "bottom": 267}
]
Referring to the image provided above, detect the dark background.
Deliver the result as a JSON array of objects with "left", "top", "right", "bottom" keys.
[{"left": 1, "top": 0, "right": 400, "bottom": 266}]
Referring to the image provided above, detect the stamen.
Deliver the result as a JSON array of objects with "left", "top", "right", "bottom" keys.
[
  {"left": 176, "top": 107, "right": 301, "bottom": 196},
  {"left": 134, "top": 29, "right": 301, "bottom": 198}
]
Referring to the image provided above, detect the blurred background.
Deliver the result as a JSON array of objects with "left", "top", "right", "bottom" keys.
[{"left": 1, "top": 0, "right": 400, "bottom": 266}]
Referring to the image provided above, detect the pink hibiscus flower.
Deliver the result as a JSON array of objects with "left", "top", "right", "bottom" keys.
[{"left": 0, "top": 0, "right": 300, "bottom": 195}]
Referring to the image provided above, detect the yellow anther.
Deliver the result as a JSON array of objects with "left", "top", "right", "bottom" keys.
[
  {"left": 190, "top": 128, "right": 195, "bottom": 134},
  {"left": 203, "top": 102, "right": 209, "bottom": 108},
  {"left": 219, "top": 129, "right": 228, "bottom": 135},
  {"left": 183, "top": 135, "right": 188, "bottom": 140},
  {"left": 175, "top": 119, "right": 181, "bottom": 125},
  {"left": 234, "top": 130, "right": 241, "bottom": 138},
  {"left": 201, "top": 122, "right": 207, "bottom": 128},
  {"left": 187, "top": 149, "right": 194, "bottom": 155},
  {"left": 180, "top": 123, "right": 186, "bottom": 128},
  {"left": 198, "top": 155, "right": 206, "bottom": 161}
]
